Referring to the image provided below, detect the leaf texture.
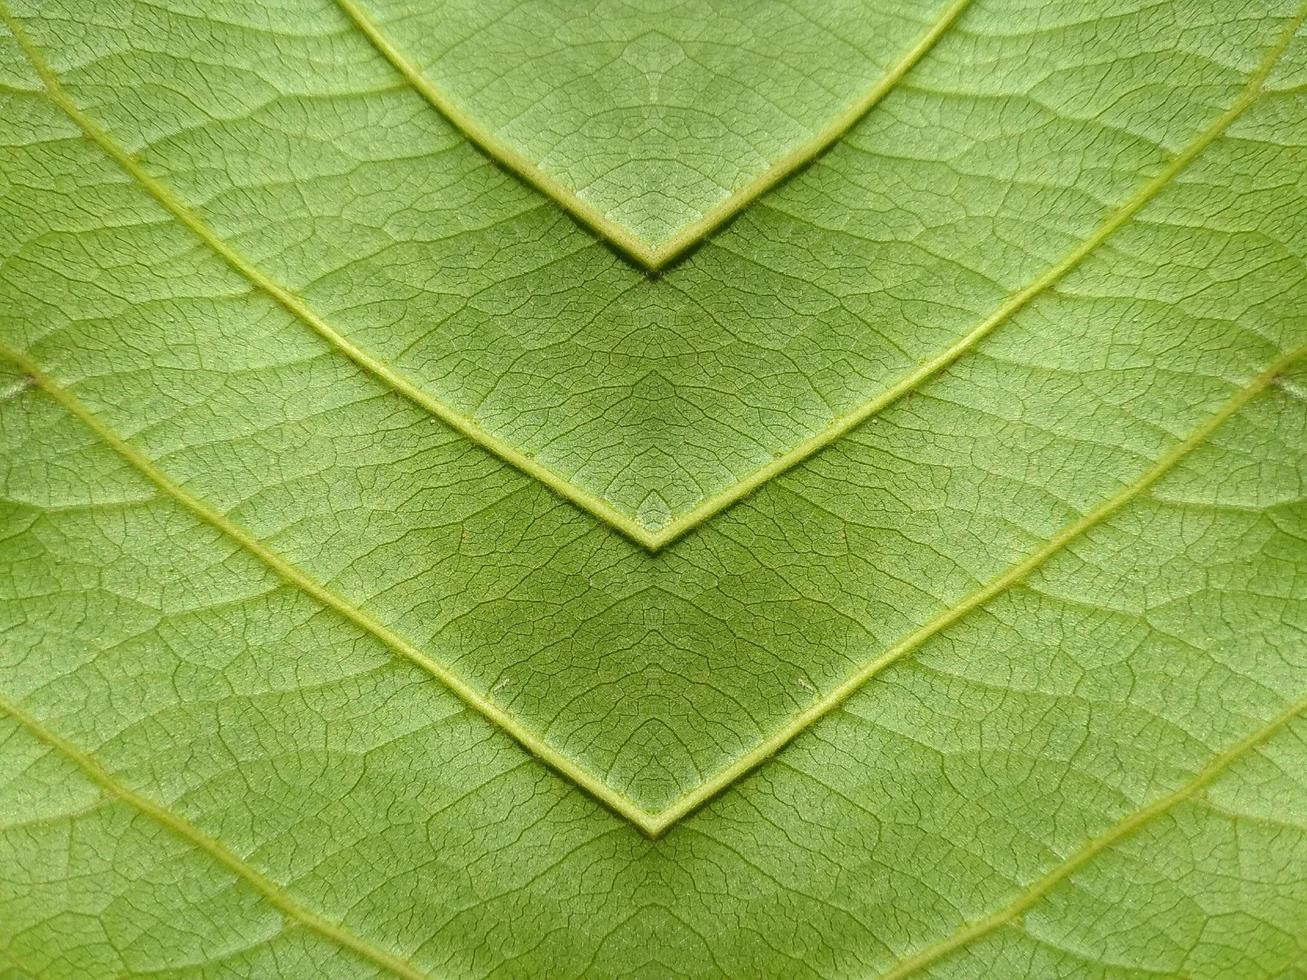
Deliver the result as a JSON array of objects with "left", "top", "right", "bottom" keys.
[{"left": 1, "top": 0, "right": 1306, "bottom": 976}]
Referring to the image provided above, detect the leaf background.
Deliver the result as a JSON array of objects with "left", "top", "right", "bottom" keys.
[{"left": 1, "top": 0, "right": 1306, "bottom": 976}]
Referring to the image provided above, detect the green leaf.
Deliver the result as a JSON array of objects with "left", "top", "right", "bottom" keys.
[{"left": 1, "top": 0, "right": 1305, "bottom": 976}]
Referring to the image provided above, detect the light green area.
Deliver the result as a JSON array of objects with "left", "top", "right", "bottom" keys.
[
  {"left": 336, "top": 0, "right": 967, "bottom": 260},
  {"left": 1, "top": 0, "right": 1306, "bottom": 976}
]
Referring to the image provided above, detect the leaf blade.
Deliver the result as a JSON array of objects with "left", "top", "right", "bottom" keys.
[{"left": 2, "top": 0, "right": 1306, "bottom": 975}]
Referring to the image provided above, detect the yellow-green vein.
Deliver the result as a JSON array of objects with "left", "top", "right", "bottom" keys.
[
  {"left": 0, "top": 340, "right": 661, "bottom": 835},
  {"left": 3, "top": 0, "right": 1302, "bottom": 842},
  {"left": 878, "top": 689, "right": 1307, "bottom": 978},
  {"left": 0, "top": 3, "right": 662, "bottom": 551},
  {"left": 0, "top": 690, "right": 429, "bottom": 980},
  {"left": 18, "top": 320, "right": 1295, "bottom": 841},
  {"left": 641, "top": 0, "right": 1307, "bottom": 549},
  {"left": 8, "top": 0, "right": 1295, "bottom": 555},
  {"left": 645, "top": 337, "right": 1307, "bottom": 834},
  {"left": 334, "top": 0, "right": 974, "bottom": 270}
]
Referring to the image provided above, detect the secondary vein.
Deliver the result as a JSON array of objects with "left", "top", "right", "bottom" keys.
[
  {"left": 0, "top": 3, "right": 661, "bottom": 551},
  {"left": 645, "top": 335, "right": 1307, "bottom": 833},
  {"left": 878, "top": 689, "right": 1307, "bottom": 978},
  {"left": 644, "top": 0, "right": 1307, "bottom": 548},
  {"left": 334, "top": 0, "right": 973, "bottom": 270},
  {"left": 0, "top": 339, "right": 659, "bottom": 835},
  {"left": 6, "top": 0, "right": 1296, "bottom": 558},
  {"left": 3, "top": 1, "right": 1302, "bottom": 845},
  {"left": 0, "top": 690, "right": 430, "bottom": 980}
]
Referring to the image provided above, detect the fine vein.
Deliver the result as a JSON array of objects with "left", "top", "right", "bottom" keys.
[
  {"left": 334, "top": 0, "right": 973, "bottom": 270},
  {"left": 645, "top": 337, "right": 1307, "bottom": 833},
  {"left": 8, "top": 0, "right": 1288, "bottom": 556},
  {"left": 0, "top": 4, "right": 661, "bottom": 550},
  {"left": 2, "top": 1, "right": 1302, "bottom": 843},
  {"left": 0, "top": 691, "right": 429, "bottom": 980},
  {"left": 0, "top": 340, "right": 660, "bottom": 834},
  {"left": 644, "top": 0, "right": 1306, "bottom": 548},
  {"left": 878, "top": 689, "right": 1307, "bottom": 978},
  {"left": 20, "top": 328, "right": 1297, "bottom": 840}
]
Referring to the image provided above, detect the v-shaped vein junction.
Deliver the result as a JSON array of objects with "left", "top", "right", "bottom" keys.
[
  {"left": 7, "top": 0, "right": 1291, "bottom": 554},
  {"left": 4, "top": 325, "right": 1303, "bottom": 836},
  {"left": 2, "top": 629, "right": 1304, "bottom": 978},
  {"left": 333, "top": 0, "right": 974, "bottom": 271},
  {"left": 5, "top": 0, "right": 984, "bottom": 553},
  {"left": 3, "top": 0, "right": 1305, "bottom": 833}
]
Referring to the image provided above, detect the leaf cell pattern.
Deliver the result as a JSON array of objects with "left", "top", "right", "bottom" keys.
[{"left": 1, "top": 0, "right": 1306, "bottom": 976}]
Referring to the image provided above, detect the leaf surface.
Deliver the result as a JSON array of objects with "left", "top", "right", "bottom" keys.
[{"left": 1, "top": 0, "right": 1306, "bottom": 976}]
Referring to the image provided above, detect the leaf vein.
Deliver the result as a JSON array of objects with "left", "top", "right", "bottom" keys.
[
  {"left": 332, "top": 0, "right": 973, "bottom": 269},
  {"left": 0, "top": 340, "right": 659, "bottom": 833},
  {"left": 0, "top": 3, "right": 661, "bottom": 549},
  {"left": 0, "top": 690, "right": 430, "bottom": 980},
  {"left": 877, "top": 689, "right": 1307, "bottom": 978},
  {"left": 645, "top": 2, "right": 1305, "bottom": 547},
  {"left": 647, "top": 335, "right": 1307, "bottom": 832}
]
